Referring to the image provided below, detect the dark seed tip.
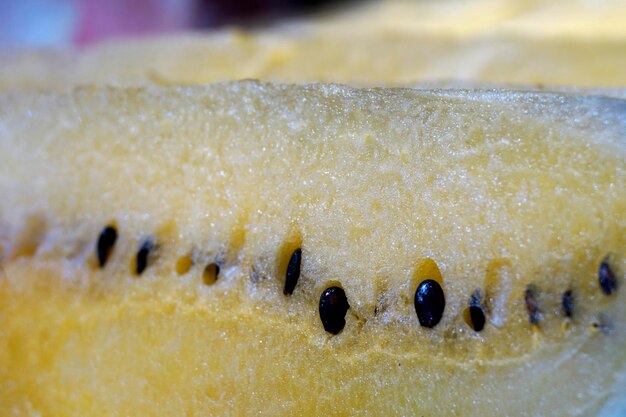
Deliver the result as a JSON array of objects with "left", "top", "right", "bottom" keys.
[
  {"left": 414, "top": 279, "right": 445, "bottom": 329},
  {"left": 319, "top": 286, "right": 350, "bottom": 335},
  {"left": 525, "top": 284, "right": 542, "bottom": 326},
  {"left": 96, "top": 225, "right": 117, "bottom": 268},
  {"left": 135, "top": 239, "right": 155, "bottom": 275},
  {"left": 599, "top": 259, "right": 617, "bottom": 296},
  {"left": 469, "top": 289, "right": 482, "bottom": 308},
  {"left": 283, "top": 248, "right": 302, "bottom": 296},
  {"left": 562, "top": 289, "right": 575, "bottom": 318}
]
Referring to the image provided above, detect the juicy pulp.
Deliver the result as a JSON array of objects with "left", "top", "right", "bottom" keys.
[{"left": 0, "top": 82, "right": 625, "bottom": 415}]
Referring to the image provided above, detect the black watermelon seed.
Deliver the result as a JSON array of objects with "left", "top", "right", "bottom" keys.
[
  {"left": 469, "top": 306, "right": 486, "bottom": 332},
  {"left": 96, "top": 226, "right": 117, "bottom": 268},
  {"left": 599, "top": 258, "right": 617, "bottom": 295},
  {"left": 414, "top": 279, "right": 445, "bottom": 328},
  {"left": 562, "top": 289, "right": 575, "bottom": 318},
  {"left": 467, "top": 289, "right": 486, "bottom": 332},
  {"left": 525, "top": 285, "right": 541, "bottom": 325},
  {"left": 135, "top": 239, "right": 155, "bottom": 275},
  {"left": 319, "top": 286, "right": 350, "bottom": 335},
  {"left": 283, "top": 248, "right": 302, "bottom": 295}
]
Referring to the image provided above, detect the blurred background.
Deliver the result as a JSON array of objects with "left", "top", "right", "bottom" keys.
[
  {"left": 0, "top": 0, "right": 352, "bottom": 46},
  {"left": 1, "top": 0, "right": 624, "bottom": 90}
]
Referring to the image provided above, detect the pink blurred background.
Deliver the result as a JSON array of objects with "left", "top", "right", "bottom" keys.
[{"left": 0, "top": 0, "right": 342, "bottom": 47}]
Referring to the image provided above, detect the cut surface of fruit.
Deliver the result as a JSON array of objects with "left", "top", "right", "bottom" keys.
[{"left": 0, "top": 82, "right": 625, "bottom": 415}]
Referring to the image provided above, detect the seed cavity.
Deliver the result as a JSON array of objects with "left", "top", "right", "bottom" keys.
[
  {"left": 10, "top": 213, "right": 47, "bottom": 259},
  {"left": 135, "top": 239, "right": 155, "bottom": 275},
  {"left": 562, "top": 289, "right": 574, "bottom": 318},
  {"left": 374, "top": 293, "right": 386, "bottom": 317},
  {"left": 599, "top": 257, "right": 617, "bottom": 295},
  {"left": 464, "top": 290, "right": 486, "bottom": 332},
  {"left": 283, "top": 248, "right": 302, "bottom": 295},
  {"left": 250, "top": 265, "right": 265, "bottom": 282},
  {"left": 415, "top": 258, "right": 443, "bottom": 286},
  {"left": 203, "top": 263, "right": 220, "bottom": 286},
  {"left": 484, "top": 259, "right": 513, "bottom": 327},
  {"left": 319, "top": 286, "right": 350, "bottom": 335},
  {"left": 414, "top": 279, "right": 445, "bottom": 328},
  {"left": 591, "top": 314, "right": 612, "bottom": 334},
  {"left": 96, "top": 225, "right": 117, "bottom": 268},
  {"left": 176, "top": 254, "right": 193, "bottom": 275},
  {"left": 524, "top": 284, "right": 542, "bottom": 326}
]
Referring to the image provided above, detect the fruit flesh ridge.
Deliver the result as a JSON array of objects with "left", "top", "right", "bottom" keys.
[{"left": 0, "top": 82, "right": 625, "bottom": 415}]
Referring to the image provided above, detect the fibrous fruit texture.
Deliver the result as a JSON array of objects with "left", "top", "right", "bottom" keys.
[{"left": 0, "top": 82, "right": 624, "bottom": 415}]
